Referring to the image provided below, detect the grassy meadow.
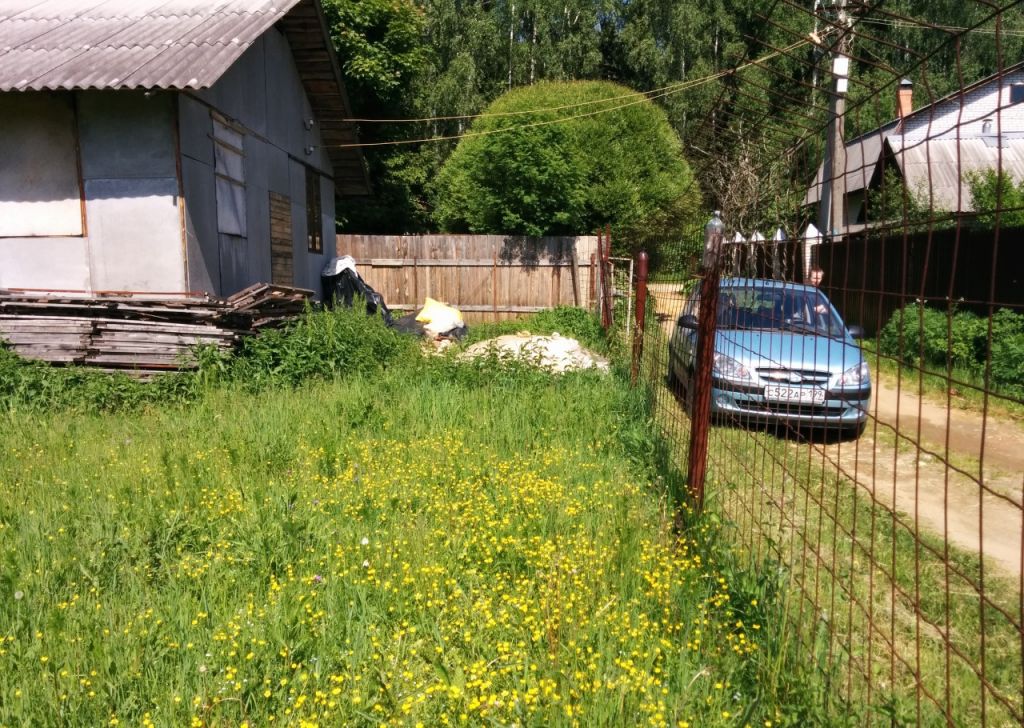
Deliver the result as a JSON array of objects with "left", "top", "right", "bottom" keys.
[{"left": 0, "top": 308, "right": 822, "bottom": 727}]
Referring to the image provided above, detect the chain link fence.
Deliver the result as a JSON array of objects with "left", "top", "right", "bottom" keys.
[{"left": 625, "top": 1, "right": 1024, "bottom": 723}]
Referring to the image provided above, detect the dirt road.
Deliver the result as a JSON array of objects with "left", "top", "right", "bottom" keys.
[{"left": 650, "top": 283, "right": 1024, "bottom": 576}]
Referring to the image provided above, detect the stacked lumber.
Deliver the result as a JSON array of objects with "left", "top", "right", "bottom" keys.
[
  {"left": 224, "top": 283, "right": 312, "bottom": 329},
  {"left": 0, "top": 285, "right": 314, "bottom": 375}
]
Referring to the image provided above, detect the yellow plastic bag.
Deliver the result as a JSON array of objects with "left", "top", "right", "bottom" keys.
[{"left": 415, "top": 297, "right": 465, "bottom": 334}]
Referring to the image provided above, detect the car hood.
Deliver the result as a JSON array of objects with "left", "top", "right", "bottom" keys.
[{"left": 716, "top": 329, "right": 864, "bottom": 374}]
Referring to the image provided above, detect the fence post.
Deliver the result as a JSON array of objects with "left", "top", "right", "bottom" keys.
[
  {"left": 631, "top": 251, "right": 649, "bottom": 386},
  {"left": 595, "top": 229, "right": 604, "bottom": 325},
  {"left": 687, "top": 213, "right": 724, "bottom": 512},
  {"left": 601, "top": 225, "right": 613, "bottom": 330},
  {"left": 589, "top": 253, "right": 596, "bottom": 312}
]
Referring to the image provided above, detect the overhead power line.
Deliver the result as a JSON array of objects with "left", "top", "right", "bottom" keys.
[
  {"left": 337, "top": 35, "right": 830, "bottom": 126},
  {"left": 859, "top": 16, "right": 1024, "bottom": 37},
  {"left": 324, "top": 39, "right": 812, "bottom": 150}
]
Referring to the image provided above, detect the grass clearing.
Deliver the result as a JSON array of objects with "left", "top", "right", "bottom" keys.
[{"left": 0, "top": 308, "right": 825, "bottom": 727}]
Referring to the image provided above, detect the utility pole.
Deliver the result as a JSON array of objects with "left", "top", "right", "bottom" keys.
[{"left": 817, "top": 0, "right": 853, "bottom": 251}]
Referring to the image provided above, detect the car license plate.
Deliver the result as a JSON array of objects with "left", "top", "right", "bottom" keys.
[{"left": 764, "top": 385, "right": 825, "bottom": 405}]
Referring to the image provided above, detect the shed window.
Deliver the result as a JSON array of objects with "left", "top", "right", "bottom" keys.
[
  {"left": 0, "top": 93, "right": 83, "bottom": 237},
  {"left": 306, "top": 167, "right": 323, "bottom": 253},
  {"left": 1011, "top": 83, "right": 1024, "bottom": 105},
  {"left": 213, "top": 117, "right": 246, "bottom": 237}
]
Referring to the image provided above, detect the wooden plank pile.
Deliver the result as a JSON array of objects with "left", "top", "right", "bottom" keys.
[
  {"left": 0, "top": 284, "right": 313, "bottom": 375},
  {"left": 224, "top": 284, "right": 313, "bottom": 329}
]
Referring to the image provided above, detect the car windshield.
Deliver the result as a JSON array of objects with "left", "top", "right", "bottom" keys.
[{"left": 716, "top": 285, "right": 846, "bottom": 338}]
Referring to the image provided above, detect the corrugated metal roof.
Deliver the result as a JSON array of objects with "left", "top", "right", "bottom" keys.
[
  {"left": 887, "top": 136, "right": 1024, "bottom": 212},
  {"left": 0, "top": 0, "right": 370, "bottom": 194},
  {"left": 0, "top": 0, "right": 298, "bottom": 91}
]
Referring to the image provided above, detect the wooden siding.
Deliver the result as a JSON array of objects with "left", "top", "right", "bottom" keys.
[
  {"left": 269, "top": 192, "right": 294, "bottom": 286},
  {"left": 337, "top": 234, "right": 599, "bottom": 323}
]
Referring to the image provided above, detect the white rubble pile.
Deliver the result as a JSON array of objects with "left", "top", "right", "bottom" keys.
[{"left": 459, "top": 332, "right": 609, "bottom": 373}]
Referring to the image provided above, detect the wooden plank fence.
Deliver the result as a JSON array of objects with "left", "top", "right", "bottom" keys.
[{"left": 336, "top": 234, "right": 599, "bottom": 322}]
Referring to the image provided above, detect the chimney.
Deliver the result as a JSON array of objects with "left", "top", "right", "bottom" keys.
[{"left": 897, "top": 78, "right": 914, "bottom": 121}]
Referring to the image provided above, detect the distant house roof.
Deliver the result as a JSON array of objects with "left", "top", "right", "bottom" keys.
[
  {"left": 803, "top": 123, "right": 895, "bottom": 208},
  {"left": 0, "top": 0, "right": 368, "bottom": 195},
  {"left": 804, "top": 62, "right": 1024, "bottom": 212},
  {"left": 884, "top": 135, "right": 1024, "bottom": 212}
]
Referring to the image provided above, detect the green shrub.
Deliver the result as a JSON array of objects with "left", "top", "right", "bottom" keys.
[
  {"left": 0, "top": 344, "right": 211, "bottom": 414},
  {"left": 431, "top": 80, "right": 702, "bottom": 260},
  {"left": 877, "top": 303, "right": 1024, "bottom": 398},
  {"left": 1, "top": 305, "right": 611, "bottom": 413},
  {"left": 989, "top": 309, "right": 1024, "bottom": 396},
  {"left": 224, "top": 305, "right": 418, "bottom": 389},
  {"left": 878, "top": 303, "right": 984, "bottom": 371}
]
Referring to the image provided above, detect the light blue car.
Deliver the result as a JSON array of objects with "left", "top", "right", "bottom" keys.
[{"left": 668, "top": 277, "right": 871, "bottom": 438}]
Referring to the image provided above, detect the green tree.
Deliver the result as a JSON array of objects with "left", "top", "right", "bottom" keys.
[
  {"left": 322, "top": 0, "right": 433, "bottom": 232},
  {"left": 865, "top": 167, "right": 933, "bottom": 226},
  {"left": 431, "top": 80, "right": 702, "bottom": 261},
  {"left": 323, "top": 0, "right": 425, "bottom": 104},
  {"left": 967, "top": 169, "right": 1024, "bottom": 229},
  {"left": 320, "top": 0, "right": 1024, "bottom": 238}
]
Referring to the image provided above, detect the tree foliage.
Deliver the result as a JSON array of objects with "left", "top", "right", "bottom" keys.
[
  {"left": 322, "top": 0, "right": 433, "bottom": 232},
  {"left": 323, "top": 0, "right": 425, "bottom": 104},
  {"left": 322, "top": 0, "right": 1024, "bottom": 246},
  {"left": 431, "top": 80, "right": 702, "bottom": 258},
  {"left": 967, "top": 170, "right": 1024, "bottom": 229},
  {"left": 864, "top": 167, "right": 935, "bottom": 228}
]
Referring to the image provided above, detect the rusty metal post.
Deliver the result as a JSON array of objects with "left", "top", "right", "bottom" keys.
[
  {"left": 686, "top": 213, "right": 724, "bottom": 511},
  {"left": 589, "top": 252, "right": 596, "bottom": 311},
  {"left": 601, "top": 225, "right": 613, "bottom": 330},
  {"left": 595, "top": 230, "right": 605, "bottom": 327},
  {"left": 631, "top": 252, "right": 649, "bottom": 385}
]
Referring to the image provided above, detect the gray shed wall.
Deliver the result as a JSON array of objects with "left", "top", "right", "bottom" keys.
[
  {"left": 0, "top": 90, "right": 185, "bottom": 293},
  {"left": 180, "top": 27, "right": 337, "bottom": 297}
]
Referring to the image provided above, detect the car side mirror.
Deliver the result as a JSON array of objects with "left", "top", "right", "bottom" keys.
[
  {"left": 847, "top": 325, "right": 864, "bottom": 340},
  {"left": 677, "top": 314, "right": 698, "bottom": 329}
]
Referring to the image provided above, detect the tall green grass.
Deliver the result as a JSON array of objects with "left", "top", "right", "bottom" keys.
[{"left": 0, "top": 308, "right": 827, "bottom": 727}]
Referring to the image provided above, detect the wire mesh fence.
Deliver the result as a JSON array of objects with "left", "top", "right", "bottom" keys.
[{"left": 629, "top": 1, "right": 1024, "bottom": 724}]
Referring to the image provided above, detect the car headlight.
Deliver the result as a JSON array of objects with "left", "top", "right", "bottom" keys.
[
  {"left": 713, "top": 352, "right": 751, "bottom": 380},
  {"left": 836, "top": 361, "right": 870, "bottom": 387}
]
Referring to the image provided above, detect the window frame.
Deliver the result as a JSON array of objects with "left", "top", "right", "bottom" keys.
[
  {"left": 212, "top": 114, "right": 247, "bottom": 238},
  {"left": 1010, "top": 83, "right": 1024, "bottom": 106}
]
